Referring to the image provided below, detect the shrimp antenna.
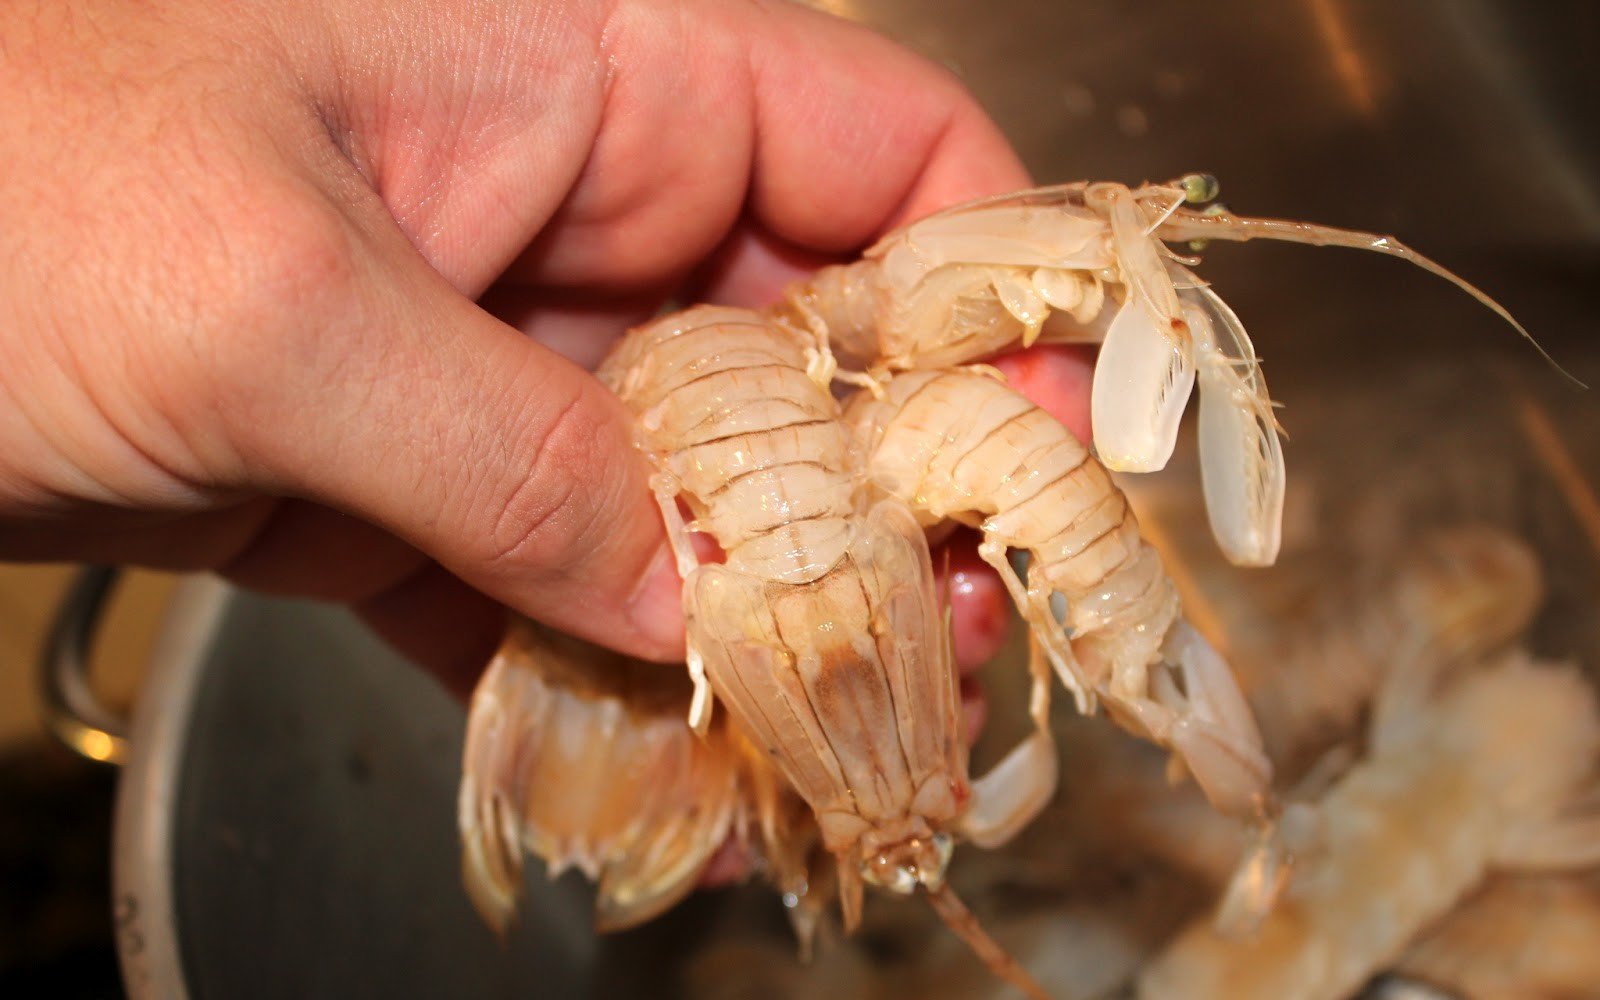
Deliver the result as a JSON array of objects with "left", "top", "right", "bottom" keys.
[
  {"left": 925, "top": 884, "right": 1052, "bottom": 1000},
  {"left": 1160, "top": 210, "right": 1585, "bottom": 389}
]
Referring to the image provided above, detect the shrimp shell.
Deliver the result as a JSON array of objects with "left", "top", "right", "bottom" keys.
[
  {"left": 458, "top": 617, "right": 745, "bottom": 934},
  {"left": 845, "top": 367, "right": 1172, "bottom": 681},
  {"left": 1138, "top": 654, "right": 1600, "bottom": 1000},
  {"left": 845, "top": 367, "right": 1272, "bottom": 821},
  {"left": 1394, "top": 873, "right": 1600, "bottom": 1000},
  {"left": 598, "top": 304, "right": 855, "bottom": 588},
  {"left": 599, "top": 304, "right": 968, "bottom": 862}
]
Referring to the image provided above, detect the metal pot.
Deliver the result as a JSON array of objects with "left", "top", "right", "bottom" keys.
[
  {"left": 43, "top": 2, "right": 1600, "bottom": 996},
  {"left": 49, "top": 577, "right": 797, "bottom": 998}
]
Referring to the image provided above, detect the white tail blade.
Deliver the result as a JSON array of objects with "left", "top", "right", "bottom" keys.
[
  {"left": 1091, "top": 299, "right": 1195, "bottom": 472},
  {"left": 1190, "top": 290, "right": 1284, "bottom": 566}
]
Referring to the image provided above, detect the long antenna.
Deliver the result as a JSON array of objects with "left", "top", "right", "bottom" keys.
[
  {"left": 925, "top": 885, "right": 1052, "bottom": 1000},
  {"left": 1160, "top": 206, "right": 1584, "bottom": 389}
]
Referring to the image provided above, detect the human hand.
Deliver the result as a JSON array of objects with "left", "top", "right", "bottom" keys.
[{"left": 0, "top": 0, "right": 1086, "bottom": 693}]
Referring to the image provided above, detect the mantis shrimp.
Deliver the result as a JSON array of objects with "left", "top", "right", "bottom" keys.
[
  {"left": 1121, "top": 527, "right": 1600, "bottom": 999},
  {"left": 593, "top": 305, "right": 1060, "bottom": 996},
  {"left": 843, "top": 369, "right": 1270, "bottom": 819},
  {"left": 460, "top": 176, "right": 1556, "bottom": 997},
  {"left": 784, "top": 176, "right": 1559, "bottom": 567}
]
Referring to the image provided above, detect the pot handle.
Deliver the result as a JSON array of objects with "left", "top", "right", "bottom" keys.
[{"left": 40, "top": 566, "right": 130, "bottom": 765}]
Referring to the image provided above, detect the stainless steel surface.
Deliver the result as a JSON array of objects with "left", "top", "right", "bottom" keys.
[
  {"left": 836, "top": 0, "right": 1600, "bottom": 254},
  {"left": 113, "top": 577, "right": 225, "bottom": 1000},
  {"left": 117, "top": 582, "right": 765, "bottom": 999},
  {"left": 113, "top": 3, "right": 1599, "bottom": 997},
  {"left": 114, "top": 581, "right": 595, "bottom": 998},
  {"left": 41, "top": 567, "right": 131, "bottom": 766},
  {"left": 824, "top": 0, "right": 1600, "bottom": 663}
]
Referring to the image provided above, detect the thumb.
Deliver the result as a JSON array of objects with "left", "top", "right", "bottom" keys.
[{"left": 215, "top": 215, "right": 684, "bottom": 662}]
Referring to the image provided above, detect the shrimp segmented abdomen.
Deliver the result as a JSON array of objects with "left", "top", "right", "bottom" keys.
[
  {"left": 846, "top": 368, "right": 1271, "bottom": 821},
  {"left": 603, "top": 308, "right": 1009, "bottom": 960},
  {"left": 687, "top": 500, "right": 966, "bottom": 856}
]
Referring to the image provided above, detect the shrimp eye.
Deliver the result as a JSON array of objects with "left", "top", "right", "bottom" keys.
[{"left": 1180, "top": 172, "right": 1221, "bottom": 205}]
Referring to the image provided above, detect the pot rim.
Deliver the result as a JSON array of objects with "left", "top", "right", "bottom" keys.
[{"left": 109, "top": 575, "right": 231, "bottom": 1000}]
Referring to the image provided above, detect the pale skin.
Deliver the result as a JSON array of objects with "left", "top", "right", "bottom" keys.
[{"left": 0, "top": 0, "right": 1091, "bottom": 702}]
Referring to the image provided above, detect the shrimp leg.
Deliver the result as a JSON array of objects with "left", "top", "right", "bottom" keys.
[
  {"left": 1098, "top": 622, "right": 1271, "bottom": 818},
  {"left": 976, "top": 535, "right": 1095, "bottom": 712},
  {"left": 646, "top": 470, "right": 715, "bottom": 732},
  {"left": 959, "top": 636, "right": 1060, "bottom": 849}
]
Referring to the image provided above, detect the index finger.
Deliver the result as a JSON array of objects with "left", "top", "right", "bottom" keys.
[
  {"left": 740, "top": 4, "right": 1032, "bottom": 245},
  {"left": 513, "top": 1, "right": 1030, "bottom": 307}
]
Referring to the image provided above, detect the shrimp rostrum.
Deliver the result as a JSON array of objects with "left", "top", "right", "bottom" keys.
[{"left": 784, "top": 176, "right": 1556, "bottom": 568}]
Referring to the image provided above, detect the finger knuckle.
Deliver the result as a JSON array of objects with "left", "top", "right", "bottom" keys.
[
  {"left": 200, "top": 187, "right": 361, "bottom": 343},
  {"left": 172, "top": 183, "right": 368, "bottom": 418}
]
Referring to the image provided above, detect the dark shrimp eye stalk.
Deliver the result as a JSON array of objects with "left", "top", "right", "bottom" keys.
[{"left": 1180, "top": 171, "right": 1222, "bottom": 205}]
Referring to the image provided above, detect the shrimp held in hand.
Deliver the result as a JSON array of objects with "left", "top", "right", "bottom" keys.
[
  {"left": 595, "top": 305, "right": 1056, "bottom": 999},
  {"left": 784, "top": 177, "right": 1557, "bottom": 567}
]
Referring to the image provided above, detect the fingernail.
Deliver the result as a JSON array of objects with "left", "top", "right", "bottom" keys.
[{"left": 627, "top": 545, "right": 686, "bottom": 656}]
